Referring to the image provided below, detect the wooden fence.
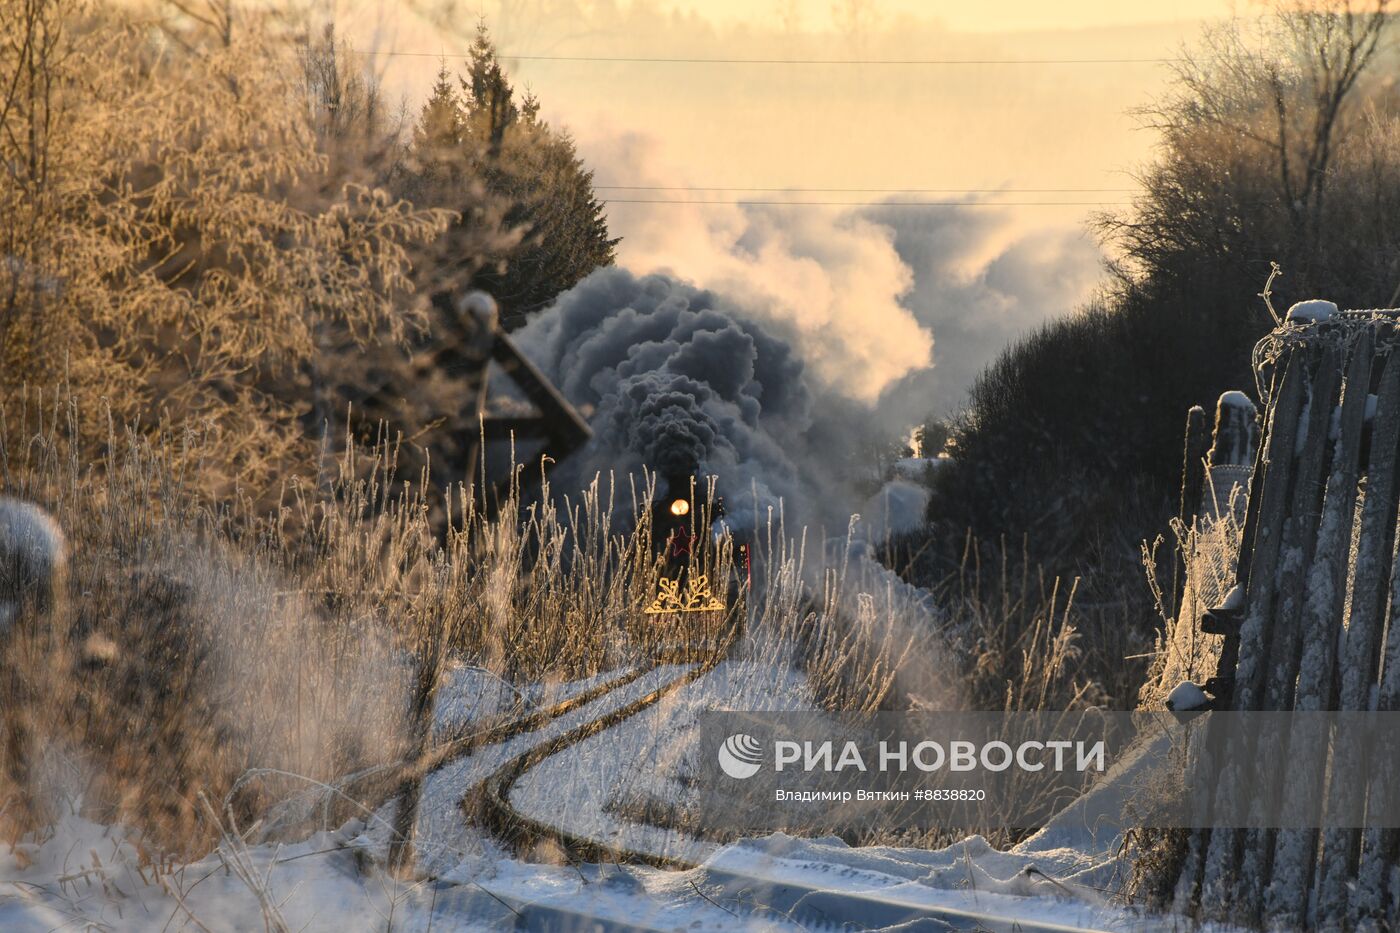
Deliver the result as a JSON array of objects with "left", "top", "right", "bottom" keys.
[{"left": 1170, "top": 312, "right": 1400, "bottom": 929}]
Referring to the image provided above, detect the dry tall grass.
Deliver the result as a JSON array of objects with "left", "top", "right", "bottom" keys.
[
  {"left": 0, "top": 394, "right": 968, "bottom": 859},
  {"left": 1122, "top": 477, "right": 1246, "bottom": 906}
]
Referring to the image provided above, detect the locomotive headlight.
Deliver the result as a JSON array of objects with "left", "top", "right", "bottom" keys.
[{"left": 669, "top": 498, "right": 690, "bottom": 517}]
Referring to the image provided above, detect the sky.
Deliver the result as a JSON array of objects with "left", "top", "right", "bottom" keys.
[
  {"left": 340, "top": 0, "right": 1244, "bottom": 424},
  {"left": 649, "top": 1, "right": 1237, "bottom": 33}
]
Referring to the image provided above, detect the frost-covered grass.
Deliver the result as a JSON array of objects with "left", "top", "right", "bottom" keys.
[
  {"left": 0, "top": 401, "right": 1137, "bottom": 933},
  {"left": 1140, "top": 479, "right": 1246, "bottom": 709},
  {"left": 1124, "top": 475, "right": 1248, "bottom": 906},
  {"left": 0, "top": 402, "right": 922, "bottom": 860}
]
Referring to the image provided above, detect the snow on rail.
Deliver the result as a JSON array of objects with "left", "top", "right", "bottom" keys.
[
  {"left": 407, "top": 663, "right": 691, "bottom": 875},
  {"left": 482, "top": 656, "right": 1147, "bottom": 930}
]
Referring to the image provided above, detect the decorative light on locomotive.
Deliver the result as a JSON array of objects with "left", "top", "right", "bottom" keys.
[{"left": 669, "top": 498, "right": 690, "bottom": 517}]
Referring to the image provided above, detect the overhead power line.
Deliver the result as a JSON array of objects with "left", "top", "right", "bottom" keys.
[
  {"left": 592, "top": 186, "right": 1137, "bottom": 194},
  {"left": 599, "top": 198, "right": 1127, "bottom": 207},
  {"left": 364, "top": 49, "right": 1176, "bottom": 66}
]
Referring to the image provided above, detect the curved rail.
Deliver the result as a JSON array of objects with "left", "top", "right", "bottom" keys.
[
  {"left": 418, "top": 664, "right": 656, "bottom": 776},
  {"left": 457, "top": 627, "right": 1118, "bottom": 933},
  {"left": 472, "top": 655, "right": 727, "bottom": 869},
  {"left": 469, "top": 603, "right": 745, "bottom": 869}
]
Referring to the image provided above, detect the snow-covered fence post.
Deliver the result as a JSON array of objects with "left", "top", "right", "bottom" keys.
[
  {"left": 1232, "top": 344, "right": 1342, "bottom": 924},
  {"left": 1172, "top": 377, "right": 1281, "bottom": 918},
  {"left": 1163, "top": 392, "right": 1257, "bottom": 701},
  {"left": 1315, "top": 346, "right": 1400, "bottom": 924},
  {"left": 1210, "top": 391, "right": 1260, "bottom": 470},
  {"left": 1354, "top": 346, "right": 1400, "bottom": 924},
  {"left": 1203, "top": 391, "right": 1258, "bottom": 521}
]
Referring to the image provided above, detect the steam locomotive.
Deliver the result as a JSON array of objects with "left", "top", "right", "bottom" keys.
[{"left": 641, "top": 474, "right": 749, "bottom": 659}]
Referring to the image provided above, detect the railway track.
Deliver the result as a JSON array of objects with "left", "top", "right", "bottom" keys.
[
  {"left": 398, "top": 619, "right": 1118, "bottom": 932},
  {"left": 422, "top": 664, "right": 657, "bottom": 777},
  {"left": 421, "top": 870, "right": 1119, "bottom": 933},
  {"left": 405, "top": 879, "right": 699, "bottom": 933},
  {"left": 472, "top": 656, "right": 724, "bottom": 869},
  {"left": 693, "top": 865, "right": 1117, "bottom": 933}
]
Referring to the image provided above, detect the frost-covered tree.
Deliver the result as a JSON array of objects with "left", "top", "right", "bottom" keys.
[
  {"left": 929, "top": 1, "right": 1396, "bottom": 577},
  {"left": 0, "top": 0, "right": 452, "bottom": 495},
  {"left": 405, "top": 66, "right": 468, "bottom": 194},
  {"left": 1101, "top": 0, "right": 1392, "bottom": 305}
]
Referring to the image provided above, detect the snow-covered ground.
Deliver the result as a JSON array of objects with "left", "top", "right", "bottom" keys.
[
  {"left": 0, "top": 812, "right": 1148, "bottom": 931},
  {"left": 433, "top": 661, "right": 634, "bottom": 740},
  {"left": 0, "top": 812, "right": 764, "bottom": 931},
  {"left": 506, "top": 658, "right": 816, "bottom": 865},
  {"left": 407, "top": 663, "right": 691, "bottom": 877},
  {"left": 0, "top": 658, "right": 1183, "bottom": 931}
]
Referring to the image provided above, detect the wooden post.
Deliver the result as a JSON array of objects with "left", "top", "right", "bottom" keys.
[
  {"left": 1264, "top": 329, "right": 1373, "bottom": 928},
  {"left": 423, "top": 289, "right": 500, "bottom": 493},
  {"left": 1208, "top": 391, "right": 1260, "bottom": 470},
  {"left": 1203, "top": 390, "right": 1258, "bottom": 522},
  {"left": 1349, "top": 341, "right": 1400, "bottom": 928},
  {"left": 1173, "top": 375, "right": 1280, "bottom": 918},
  {"left": 1180, "top": 405, "right": 1210, "bottom": 525},
  {"left": 1197, "top": 347, "right": 1309, "bottom": 920},
  {"left": 1233, "top": 346, "right": 1341, "bottom": 924},
  {"left": 1316, "top": 345, "right": 1400, "bottom": 923},
  {"left": 1172, "top": 405, "right": 1210, "bottom": 621},
  {"left": 1170, "top": 319, "right": 1400, "bottom": 923}
]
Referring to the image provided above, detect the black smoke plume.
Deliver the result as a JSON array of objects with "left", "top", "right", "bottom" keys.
[{"left": 515, "top": 267, "right": 818, "bottom": 528}]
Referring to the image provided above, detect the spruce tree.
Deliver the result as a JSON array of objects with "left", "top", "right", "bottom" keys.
[{"left": 401, "top": 22, "right": 617, "bottom": 328}]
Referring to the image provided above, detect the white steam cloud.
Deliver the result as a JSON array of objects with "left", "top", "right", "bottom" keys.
[
  {"left": 584, "top": 131, "right": 1102, "bottom": 428},
  {"left": 864, "top": 206, "right": 1103, "bottom": 427},
  {"left": 587, "top": 133, "right": 931, "bottom": 403},
  {"left": 522, "top": 130, "right": 1103, "bottom": 530}
]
